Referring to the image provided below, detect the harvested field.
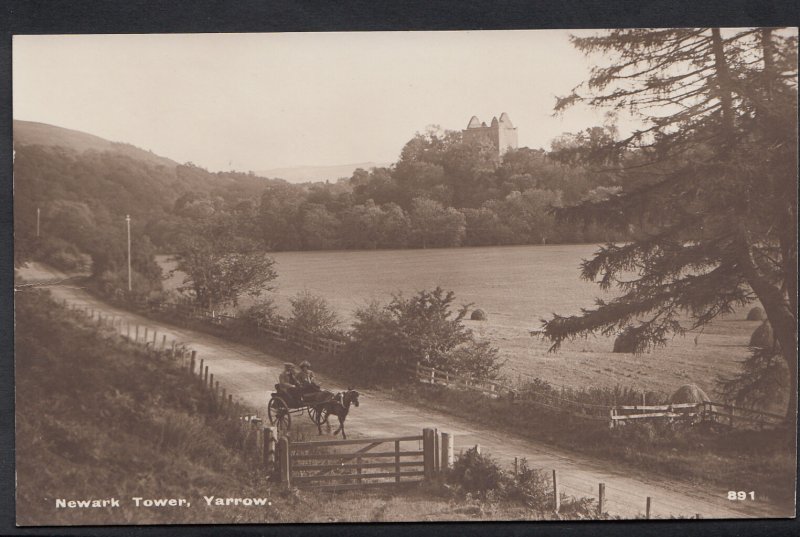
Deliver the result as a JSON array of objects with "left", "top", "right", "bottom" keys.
[{"left": 158, "top": 244, "right": 763, "bottom": 401}]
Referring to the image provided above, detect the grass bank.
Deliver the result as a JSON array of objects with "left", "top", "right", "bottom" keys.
[{"left": 16, "top": 290, "right": 598, "bottom": 524}]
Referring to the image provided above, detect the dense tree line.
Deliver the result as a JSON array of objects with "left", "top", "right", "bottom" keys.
[
  {"left": 15, "top": 124, "right": 628, "bottom": 281},
  {"left": 14, "top": 111, "right": 635, "bottom": 311},
  {"left": 153, "top": 128, "right": 626, "bottom": 253}
]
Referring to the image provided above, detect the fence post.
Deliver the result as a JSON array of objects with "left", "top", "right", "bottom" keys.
[
  {"left": 598, "top": 483, "right": 605, "bottom": 517},
  {"left": 255, "top": 426, "right": 264, "bottom": 461},
  {"left": 434, "top": 428, "right": 440, "bottom": 474},
  {"left": 264, "top": 427, "right": 277, "bottom": 473},
  {"left": 161, "top": 334, "right": 167, "bottom": 350},
  {"left": 395, "top": 440, "right": 401, "bottom": 483},
  {"left": 609, "top": 407, "right": 616, "bottom": 428},
  {"left": 553, "top": 470, "right": 560, "bottom": 513},
  {"left": 144, "top": 327, "right": 149, "bottom": 342},
  {"left": 441, "top": 432, "right": 453, "bottom": 471},
  {"left": 190, "top": 351, "right": 196, "bottom": 375},
  {"left": 135, "top": 325, "right": 140, "bottom": 342},
  {"left": 215, "top": 380, "right": 220, "bottom": 400},
  {"left": 153, "top": 330, "right": 157, "bottom": 346},
  {"left": 646, "top": 496, "right": 651, "bottom": 519},
  {"left": 278, "top": 436, "right": 291, "bottom": 488},
  {"left": 199, "top": 358, "right": 204, "bottom": 380},
  {"left": 356, "top": 455, "right": 363, "bottom": 484},
  {"left": 209, "top": 373, "right": 215, "bottom": 397},
  {"left": 204, "top": 365, "right": 209, "bottom": 386},
  {"left": 422, "top": 428, "right": 435, "bottom": 480},
  {"left": 514, "top": 457, "right": 519, "bottom": 477}
]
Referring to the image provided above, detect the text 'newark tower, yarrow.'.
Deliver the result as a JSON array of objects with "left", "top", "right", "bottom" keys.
[{"left": 462, "top": 112, "right": 518, "bottom": 157}]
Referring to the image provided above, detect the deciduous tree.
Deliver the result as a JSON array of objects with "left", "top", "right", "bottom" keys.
[{"left": 174, "top": 216, "right": 277, "bottom": 310}]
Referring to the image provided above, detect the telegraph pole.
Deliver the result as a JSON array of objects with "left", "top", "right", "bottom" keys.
[
  {"left": 36, "top": 207, "right": 40, "bottom": 238},
  {"left": 126, "top": 214, "right": 132, "bottom": 292}
]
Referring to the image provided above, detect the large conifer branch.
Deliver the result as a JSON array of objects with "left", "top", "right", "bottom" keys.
[{"left": 542, "top": 262, "right": 751, "bottom": 352}]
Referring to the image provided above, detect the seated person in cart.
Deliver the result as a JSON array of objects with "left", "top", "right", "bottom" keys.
[
  {"left": 277, "top": 361, "right": 329, "bottom": 405},
  {"left": 278, "top": 362, "right": 302, "bottom": 403},
  {"left": 297, "top": 360, "right": 336, "bottom": 404},
  {"left": 297, "top": 360, "right": 318, "bottom": 390}
]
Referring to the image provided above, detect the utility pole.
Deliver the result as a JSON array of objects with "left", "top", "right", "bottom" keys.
[
  {"left": 36, "top": 207, "right": 40, "bottom": 238},
  {"left": 126, "top": 214, "right": 132, "bottom": 292}
]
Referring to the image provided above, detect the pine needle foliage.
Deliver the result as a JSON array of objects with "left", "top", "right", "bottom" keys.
[{"left": 542, "top": 28, "right": 797, "bottom": 419}]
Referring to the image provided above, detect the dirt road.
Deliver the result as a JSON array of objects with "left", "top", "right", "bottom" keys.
[{"left": 15, "top": 264, "right": 788, "bottom": 519}]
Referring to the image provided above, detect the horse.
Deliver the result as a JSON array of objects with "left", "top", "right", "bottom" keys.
[{"left": 316, "top": 389, "right": 360, "bottom": 439}]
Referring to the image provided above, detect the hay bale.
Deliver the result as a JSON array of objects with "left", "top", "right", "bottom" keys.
[
  {"left": 470, "top": 309, "right": 487, "bottom": 321},
  {"left": 746, "top": 307, "right": 765, "bottom": 321},
  {"left": 669, "top": 384, "right": 711, "bottom": 404},
  {"left": 612, "top": 329, "right": 637, "bottom": 353},
  {"left": 749, "top": 321, "right": 775, "bottom": 348}
]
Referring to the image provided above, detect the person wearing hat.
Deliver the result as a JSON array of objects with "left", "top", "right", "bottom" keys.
[
  {"left": 297, "top": 359, "right": 323, "bottom": 400},
  {"left": 278, "top": 362, "right": 300, "bottom": 400},
  {"left": 297, "top": 360, "right": 316, "bottom": 388}
]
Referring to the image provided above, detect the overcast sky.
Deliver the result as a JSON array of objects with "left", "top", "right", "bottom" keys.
[{"left": 14, "top": 30, "right": 632, "bottom": 172}]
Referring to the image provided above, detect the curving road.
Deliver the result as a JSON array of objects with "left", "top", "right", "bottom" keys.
[{"left": 16, "top": 264, "right": 790, "bottom": 520}]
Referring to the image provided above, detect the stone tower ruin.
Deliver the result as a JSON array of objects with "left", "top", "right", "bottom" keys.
[{"left": 462, "top": 112, "right": 518, "bottom": 157}]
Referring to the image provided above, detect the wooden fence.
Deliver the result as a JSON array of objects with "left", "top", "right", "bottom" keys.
[
  {"left": 142, "top": 300, "right": 347, "bottom": 356},
  {"left": 64, "top": 298, "right": 282, "bottom": 470},
  {"left": 279, "top": 429, "right": 448, "bottom": 491},
  {"left": 410, "top": 363, "right": 611, "bottom": 421},
  {"left": 411, "top": 363, "right": 785, "bottom": 430}
]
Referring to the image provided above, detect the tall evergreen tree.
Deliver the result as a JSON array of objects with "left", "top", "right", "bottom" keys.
[{"left": 541, "top": 28, "right": 798, "bottom": 419}]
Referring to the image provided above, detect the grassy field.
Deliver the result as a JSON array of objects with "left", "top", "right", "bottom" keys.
[{"left": 159, "top": 244, "right": 762, "bottom": 401}]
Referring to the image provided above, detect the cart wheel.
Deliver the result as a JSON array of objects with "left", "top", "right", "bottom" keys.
[
  {"left": 308, "top": 406, "right": 329, "bottom": 426},
  {"left": 268, "top": 396, "right": 291, "bottom": 432},
  {"left": 317, "top": 407, "right": 329, "bottom": 426}
]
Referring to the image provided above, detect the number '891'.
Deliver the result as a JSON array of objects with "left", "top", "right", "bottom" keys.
[{"left": 728, "top": 491, "right": 755, "bottom": 500}]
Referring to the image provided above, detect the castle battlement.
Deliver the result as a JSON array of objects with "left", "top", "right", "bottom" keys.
[{"left": 462, "top": 112, "right": 518, "bottom": 157}]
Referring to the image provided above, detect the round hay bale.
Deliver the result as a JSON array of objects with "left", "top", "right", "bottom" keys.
[
  {"left": 746, "top": 307, "right": 765, "bottom": 321},
  {"left": 749, "top": 320, "right": 775, "bottom": 348},
  {"left": 669, "top": 384, "right": 710, "bottom": 404},
  {"left": 470, "top": 309, "right": 487, "bottom": 321},
  {"left": 613, "top": 329, "right": 637, "bottom": 353}
]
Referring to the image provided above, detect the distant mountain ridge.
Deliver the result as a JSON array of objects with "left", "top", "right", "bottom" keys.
[
  {"left": 257, "top": 162, "right": 392, "bottom": 184},
  {"left": 13, "top": 120, "right": 179, "bottom": 169}
]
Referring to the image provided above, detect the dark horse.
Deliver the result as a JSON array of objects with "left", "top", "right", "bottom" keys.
[{"left": 316, "top": 389, "right": 360, "bottom": 439}]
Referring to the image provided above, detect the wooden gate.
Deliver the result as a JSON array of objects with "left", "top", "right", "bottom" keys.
[{"left": 277, "top": 428, "right": 448, "bottom": 491}]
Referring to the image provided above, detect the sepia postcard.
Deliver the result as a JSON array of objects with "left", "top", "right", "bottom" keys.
[{"left": 11, "top": 28, "right": 798, "bottom": 526}]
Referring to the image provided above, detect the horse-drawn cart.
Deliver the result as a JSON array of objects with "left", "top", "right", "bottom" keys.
[{"left": 267, "top": 384, "right": 332, "bottom": 431}]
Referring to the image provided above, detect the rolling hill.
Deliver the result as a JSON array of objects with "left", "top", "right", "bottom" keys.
[
  {"left": 13, "top": 120, "right": 180, "bottom": 169},
  {"left": 12, "top": 120, "right": 280, "bottom": 255}
]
